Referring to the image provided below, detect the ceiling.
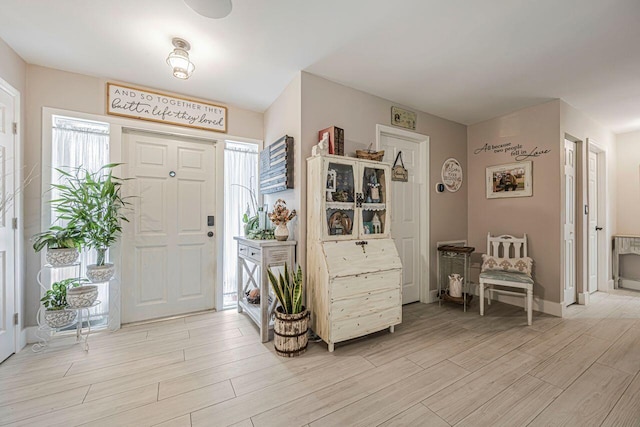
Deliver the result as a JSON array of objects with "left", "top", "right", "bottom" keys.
[{"left": 1, "top": 0, "right": 639, "bottom": 133}]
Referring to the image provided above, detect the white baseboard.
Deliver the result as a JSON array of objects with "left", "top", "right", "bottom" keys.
[
  {"left": 483, "top": 291, "right": 563, "bottom": 317},
  {"left": 578, "top": 292, "right": 590, "bottom": 305},
  {"left": 607, "top": 279, "right": 615, "bottom": 290},
  {"left": 426, "top": 286, "right": 562, "bottom": 317},
  {"left": 25, "top": 326, "right": 39, "bottom": 344},
  {"left": 621, "top": 278, "right": 640, "bottom": 291},
  {"left": 16, "top": 328, "right": 28, "bottom": 352}
]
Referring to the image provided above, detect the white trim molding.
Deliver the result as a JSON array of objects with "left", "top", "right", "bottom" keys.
[{"left": 0, "top": 77, "right": 24, "bottom": 354}]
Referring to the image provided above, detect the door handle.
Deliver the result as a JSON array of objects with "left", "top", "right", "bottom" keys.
[
  {"left": 207, "top": 231, "right": 214, "bottom": 237},
  {"left": 595, "top": 226, "right": 603, "bottom": 231}
]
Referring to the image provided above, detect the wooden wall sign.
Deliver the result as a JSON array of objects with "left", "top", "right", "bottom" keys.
[
  {"left": 106, "top": 82, "right": 227, "bottom": 133},
  {"left": 391, "top": 106, "right": 416, "bottom": 130},
  {"left": 260, "top": 135, "right": 294, "bottom": 194}
]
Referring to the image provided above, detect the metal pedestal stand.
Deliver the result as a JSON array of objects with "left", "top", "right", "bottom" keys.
[
  {"left": 33, "top": 264, "right": 101, "bottom": 353},
  {"left": 437, "top": 245, "right": 475, "bottom": 312}
]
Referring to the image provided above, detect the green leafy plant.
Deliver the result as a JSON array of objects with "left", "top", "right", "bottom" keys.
[
  {"left": 32, "top": 225, "right": 83, "bottom": 252},
  {"left": 51, "top": 164, "right": 131, "bottom": 266},
  {"left": 40, "top": 278, "right": 89, "bottom": 310},
  {"left": 267, "top": 263, "right": 304, "bottom": 314}
]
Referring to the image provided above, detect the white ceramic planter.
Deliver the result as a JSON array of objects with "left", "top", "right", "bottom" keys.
[
  {"left": 86, "top": 263, "right": 115, "bottom": 283},
  {"left": 67, "top": 285, "right": 99, "bottom": 308},
  {"left": 44, "top": 309, "right": 77, "bottom": 329},
  {"left": 46, "top": 248, "right": 79, "bottom": 267}
]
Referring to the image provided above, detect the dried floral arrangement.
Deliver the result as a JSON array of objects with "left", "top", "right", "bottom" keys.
[{"left": 269, "top": 199, "right": 297, "bottom": 225}]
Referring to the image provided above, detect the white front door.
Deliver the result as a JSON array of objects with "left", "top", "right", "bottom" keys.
[
  {"left": 122, "top": 132, "right": 216, "bottom": 323},
  {"left": 0, "top": 85, "right": 16, "bottom": 362},
  {"left": 564, "top": 139, "right": 577, "bottom": 306},
  {"left": 380, "top": 134, "right": 424, "bottom": 304},
  {"left": 588, "top": 150, "right": 598, "bottom": 293}
]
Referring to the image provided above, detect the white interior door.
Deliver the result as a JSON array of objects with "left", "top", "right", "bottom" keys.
[
  {"left": 588, "top": 150, "right": 598, "bottom": 293},
  {"left": 122, "top": 132, "right": 216, "bottom": 323},
  {"left": 380, "top": 134, "right": 423, "bottom": 304},
  {"left": 564, "top": 139, "right": 576, "bottom": 306},
  {"left": 0, "top": 86, "right": 16, "bottom": 362}
]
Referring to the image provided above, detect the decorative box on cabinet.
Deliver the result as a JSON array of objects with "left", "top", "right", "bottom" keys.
[{"left": 307, "top": 154, "right": 402, "bottom": 352}]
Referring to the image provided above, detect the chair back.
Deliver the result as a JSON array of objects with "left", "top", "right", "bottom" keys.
[{"left": 486, "top": 233, "right": 527, "bottom": 259}]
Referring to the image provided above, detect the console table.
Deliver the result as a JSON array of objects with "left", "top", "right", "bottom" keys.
[
  {"left": 613, "top": 234, "right": 640, "bottom": 289},
  {"left": 234, "top": 237, "right": 296, "bottom": 342}
]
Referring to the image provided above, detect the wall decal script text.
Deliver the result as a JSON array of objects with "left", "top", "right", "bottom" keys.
[{"left": 474, "top": 142, "right": 551, "bottom": 161}]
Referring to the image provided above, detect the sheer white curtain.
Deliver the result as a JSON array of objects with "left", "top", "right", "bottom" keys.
[
  {"left": 223, "top": 141, "right": 258, "bottom": 307},
  {"left": 50, "top": 115, "right": 110, "bottom": 325}
]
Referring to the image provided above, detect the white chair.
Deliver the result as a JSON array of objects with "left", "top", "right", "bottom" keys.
[{"left": 479, "top": 233, "right": 534, "bottom": 325}]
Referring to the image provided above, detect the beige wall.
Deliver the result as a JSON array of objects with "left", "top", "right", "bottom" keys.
[
  {"left": 23, "top": 65, "right": 264, "bottom": 325},
  {"left": 262, "top": 72, "right": 302, "bottom": 249},
  {"left": 0, "top": 37, "right": 27, "bottom": 329},
  {"left": 468, "top": 100, "right": 562, "bottom": 305},
  {"left": 616, "top": 130, "right": 640, "bottom": 234},
  {"left": 300, "top": 72, "right": 468, "bottom": 293},
  {"left": 615, "top": 130, "right": 640, "bottom": 279}
]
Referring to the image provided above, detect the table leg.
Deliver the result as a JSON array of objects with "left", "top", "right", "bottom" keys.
[
  {"left": 237, "top": 255, "right": 243, "bottom": 313},
  {"left": 260, "top": 263, "right": 269, "bottom": 343},
  {"left": 527, "top": 288, "right": 533, "bottom": 326}
]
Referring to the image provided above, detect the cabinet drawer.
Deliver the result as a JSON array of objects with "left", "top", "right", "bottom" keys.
[
  {"left": 238, "top": 244, "right": 261, "bottom": 263},
  {"left": 323, "top": 239, "right": 401, "bottom": 278},
  {"left": 332, "top": 288, "right": 400, "bottom": 321},
  {"left": 266, "top": 248, "right": 291, "bottom": 265},
  {"left": 331, "top": 269, "right": 401, "bottom": 300},
  {"left": 331, "top": 306, "right": 401, "bottom": 343}
]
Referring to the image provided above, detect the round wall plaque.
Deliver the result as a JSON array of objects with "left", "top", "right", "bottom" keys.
[{"left": 441, "top": 158, "right": 463, "bottom": 192}]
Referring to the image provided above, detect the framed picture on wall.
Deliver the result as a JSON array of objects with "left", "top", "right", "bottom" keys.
[{"left": 486, "top": 161, "right": 533, "bottom": 199}]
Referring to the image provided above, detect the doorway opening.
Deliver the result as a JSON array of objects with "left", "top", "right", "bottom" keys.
[
  {"left": 121, "top": 130, "right": 216, "bottom": 323},
  {"left": 563, "top": 138, "right": 577, "bottom": 306},
  {"left": 376, "top": 124, "right": 429, "bottom": 304},
  {"left": 587, "top": 139, "right": 608, "bottom": 296}
]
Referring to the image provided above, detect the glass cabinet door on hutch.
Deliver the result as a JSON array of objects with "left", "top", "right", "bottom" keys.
[
  {"left": 359, "top": 164, "right": 389, "bottom": 238},
  {"left": 324, "top": 159, "right": 357, "bottom": 240}
]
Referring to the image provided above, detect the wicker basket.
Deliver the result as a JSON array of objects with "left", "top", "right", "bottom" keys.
[{"left": 356, "top": 149, "right": 385, "bottom": 161}]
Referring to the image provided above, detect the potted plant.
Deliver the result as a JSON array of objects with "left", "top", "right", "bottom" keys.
[
  {"left": 52, "top": 164, "right": 130, "bottom": 282},
  {"left": 41, "top": 278, "right": 84, "bottom": 328},
  {"left": 32, "top": 225, "right": 83, "bottom": 266},
  {"left": 269, "top": 199, "right": 296, "bottom": 241},
  {"left": 267, "top": 263, "right": 308, "bottom": 357},
  {"left": 66, "top": 279, "right": 98, "bottom": 308}
]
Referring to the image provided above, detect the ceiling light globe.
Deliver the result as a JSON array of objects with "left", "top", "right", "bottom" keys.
[{"left": 166, "top": 47, "right": 195, "bottom": 79}]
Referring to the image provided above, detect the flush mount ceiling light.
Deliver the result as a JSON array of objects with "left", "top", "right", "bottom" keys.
[
  {"left": 183, "top": 0, "right": 232, "bottom": 19},
  {"left": 167, "top": 38, "right": 195, "bottom": 79}
]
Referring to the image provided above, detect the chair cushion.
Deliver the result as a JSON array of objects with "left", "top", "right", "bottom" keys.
[
  {"left": 481, "top": 254, "right": 533, "bottom": 277},
  {"left": 479, "top": 270, "right": 534, "bottom": 284}
]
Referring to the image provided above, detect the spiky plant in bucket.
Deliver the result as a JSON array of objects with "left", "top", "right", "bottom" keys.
[{"left": 267, "top": 263, "right": 304, "bottom": 314}]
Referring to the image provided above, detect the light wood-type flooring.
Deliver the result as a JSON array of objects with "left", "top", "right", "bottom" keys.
[{"left": 1, "top": 290, "right": 639, "bottom": 426}]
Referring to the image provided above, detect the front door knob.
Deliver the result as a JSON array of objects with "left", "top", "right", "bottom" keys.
[{"left": 207, "top": 231, "right": 214, "bottom": 237}]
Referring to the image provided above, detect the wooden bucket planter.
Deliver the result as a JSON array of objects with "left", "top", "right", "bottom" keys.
[{"left": 274, "top": 307, "right": 309, "bottom": 357}]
